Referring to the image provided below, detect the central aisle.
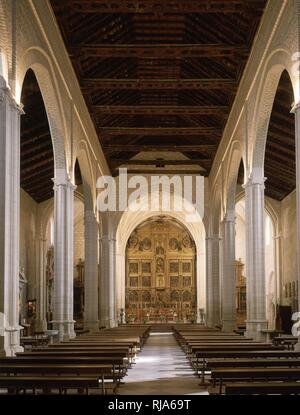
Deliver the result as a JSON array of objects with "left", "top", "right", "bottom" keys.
[{"left": 117, "top": 331, "right": 208, "bottom": 395}]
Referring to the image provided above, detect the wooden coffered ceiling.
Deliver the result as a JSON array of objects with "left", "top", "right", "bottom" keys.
[
  {"left": 17, "top": 2, "right": 296, "bottom": 204},
  {"left": 50, "top": 0, "right": 267, "bottom": 179}
]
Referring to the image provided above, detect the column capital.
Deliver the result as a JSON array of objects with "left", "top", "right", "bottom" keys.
[
  {"left": 243, "top": 175, "right": 266, "bottom": 189},
  {"left": 221, "top": 216, "right": 235, "bottom": 225},
  {"left": 291, "top": 101, "right": 300, "bottom": 114},
  {"left": 52, "top": 175, "right": 77, "bottom": 191},
  {"left": 0, "top": 82, "right": 24, "bottom": 114}
]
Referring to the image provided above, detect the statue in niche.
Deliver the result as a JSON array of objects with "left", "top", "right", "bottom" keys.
[
  {"left": 156, "top": 258, "right": 164, "bottom": 273},
  {"left": 156, "top": 244, "right": 164, "bottom": 255}
]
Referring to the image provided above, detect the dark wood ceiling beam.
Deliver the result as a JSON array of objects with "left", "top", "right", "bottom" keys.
[
  {"left": 81, "top": 78, "right": 237, "bottom": 90},
  {"left": 110, "top": 159, "right": 209, "bottom": 166},
  {"left": 21, "top": 149, "right": 54, "bottom": 167},
  {"left": 70, "top": 44, "right": 248, "bottom": 58},
  {"left": 21, "top": 165, "right": 54, "bottom": 182},
  {"left": 266, "top": 141, "right": 295, "bottom": 157},
  {"left": 94, "top": 105, "right": 228, "bottom": 116},
  {"left": 21, "top": 171, "right": 53, "bottom": 188},
  {"left": 21, "top": 157, "right": 54, "bottom": 174},
  {"left": 23, "top": 180, "right": 53, "bottom": 194},
  {"left": 100, "top": 127, "right": 221, "bottom": 136},
  {"left": 21, "top": 143, "right": 53, "bottom": 158},
  {"left": 67, "top": 0, "right": 264, "bottom": 14},
  {"left": 112, "top": 168, "right": 206, "bottom": 176},
  {"left": 104, "top": 144, "right": 216, "bottom": 153}
]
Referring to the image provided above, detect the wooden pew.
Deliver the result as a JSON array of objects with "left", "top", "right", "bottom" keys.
[
  {"left": 211, "top": 367, "right": 300, "bottom": 394},
  {"left": 224, "top": 382, "right": 300, "bottom": 395},
  {"left": 0, "top": 363, "right": 117, "bottom": 394},
  {"left": 0, "top": 376, "right": 99, "bottom": 395}
]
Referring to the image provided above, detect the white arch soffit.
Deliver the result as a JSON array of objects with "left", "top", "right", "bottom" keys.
[
  {"left": 76, "top": 142, "right": 96, "bottom": 211},
  {"left": 251, "top": 49, "right": 296, "bottom": 170},
  {"left": 224, "top": 142, "right": 244, "bottom": 213},
  {"left": 115, "top": 192, "right": 205, "bottom": 256},
  {"left": 0, "top": 51, "right": 8, "bottom": 83},
  {"left": 18, "top": 47, "right": 68, "bottom": 170},
  {"left": 0, "top": 0, "right": 10, "bottom": 84}
]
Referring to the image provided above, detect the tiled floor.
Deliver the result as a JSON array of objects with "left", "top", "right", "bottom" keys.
[{"left": 117, "top": 332, "right": 208, "bottom": 395}]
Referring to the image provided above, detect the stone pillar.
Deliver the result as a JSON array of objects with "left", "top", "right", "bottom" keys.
[
  {"left": 0, "top": 78, "right": 24, "bottom": 355},
  {"left": 244, "top": 174, "right": 268, "bottom": 341},
  {"left": 52, "top": 171, "right": 76, "bottom": 341},
  {"left": 35, "top": 237, "right": 47, "bottom": 332},
  {"left": 84, "top": 210, "right": 99, "bottom": 332},
  {"left": 99, "top": 235, "right": 117, "bottom": 328},
  {"left": 206, "top": 235, "right": 221, "bottom": 327},
  {"left": 293, "top": 104, "right": 300, "bottom": 349},
  {"left": 220, "top": 214, "right": 237, "bottom": 332}
]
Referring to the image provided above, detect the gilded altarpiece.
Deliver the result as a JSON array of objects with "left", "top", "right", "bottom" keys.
[{"left": 125, "top": 218, "right": 196, "bottom": 322}]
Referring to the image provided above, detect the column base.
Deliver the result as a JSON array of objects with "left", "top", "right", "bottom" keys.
[
  {"left": 84, "top": 320, "right": 100, "bottom": 333},
  {"left": 293, "top": 338, "right": 300, "bottom": 351},
  {"left": 245, "top": 320, "right": 268, "bottom": 341},
  {"left": 52, "top": 320, "right": 76, "bottom": 341},
  {"left": 0, "top": 329, "right": 24, "bottom": 357},
  {"left": 222, "top": 319, "right": 236, "bottom": 332},
  {"left": 206, "top": 317, "right": 221, "bottom": 328},
  {"left": 102, "top": 318, "right": 118, "bottom": 328},
  {"left": 35, "top": 319, "right": 47, "bottom": 333}
]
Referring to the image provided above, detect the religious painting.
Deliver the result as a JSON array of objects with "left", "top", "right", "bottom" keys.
[
  {"left": 183, "top": 291, "right": 192, "bottom": 302},
  {"left": 183, "top": 276, "right": 191, "bottom": 287},
  {"left": 130, "top": 277, "right": 138, "bottom": 287},
  {"left": 169, "top": 262, "right": 179, "bottom": 273},
  {"left": 142, "top": 262, "right": 151, "bottom": 273},
  {"left": 129, "top": 262, "right": 138, "bottom": 274},
  {"left": 171, "top": 290, "right": 179, "bottom": 302},
  {"left": 170, "top": 276, "right": 179, "bottom": 287},
  {"left": 142, "top": 291, "right": 151, "bottom": 302},
  {"left": 182, "top": 262, "right": 191, "bottom": 273},
  {"left": 142, "top": 276, "right": 151, "bottom": 287}
]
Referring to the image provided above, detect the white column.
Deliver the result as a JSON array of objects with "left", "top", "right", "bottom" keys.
[
  {"left": 244, "top": 175, "right": 268, "bottom": 341},
  {"left": 293, "top": 104, "right": 300, "bottom": 349},
  {"left": 221, "top": 214, "right": 237, "bottom": 332},
  {"left": 52, "top": 171, "right": 76, "bottom": 341},
  {"left": 99, "top": 235, "right": 117, "bottom": 328},
  {"left": 206, "top": 235, "right": 221, "bottom": 327},
  {"left": 84, "top": 210, "right": 99, "bottom": 332},
  {"left": 0, "top": 78, "right": 24, "bottom": 356},
  {"left": 35, "top": 237, "right": 47, "bottom": 332}
]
